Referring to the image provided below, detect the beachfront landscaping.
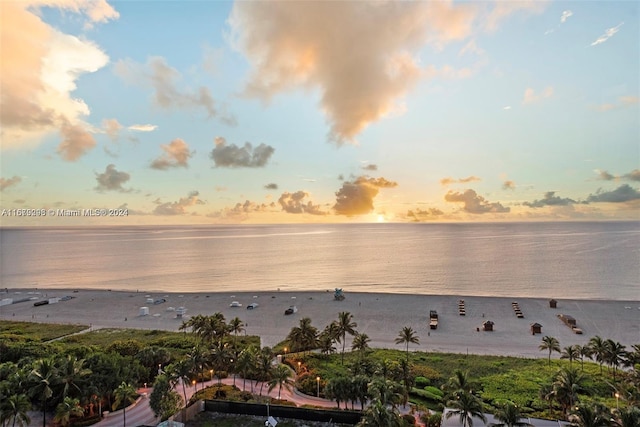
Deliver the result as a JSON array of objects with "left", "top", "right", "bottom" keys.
[{"left": 1, "top": 312, "right": 638, "bottom": 427}]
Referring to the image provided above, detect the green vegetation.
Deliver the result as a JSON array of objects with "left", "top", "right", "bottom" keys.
[
  {"left": 0, "top": 320, "right": 87, "bottom": 342},
  {"left": 2, "top": 313, "right": 638, "bottom": 427}
]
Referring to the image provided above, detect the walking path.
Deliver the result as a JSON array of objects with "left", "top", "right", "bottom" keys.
[{"left": 93, "top": 374, "right": 340, "bottom": 427}]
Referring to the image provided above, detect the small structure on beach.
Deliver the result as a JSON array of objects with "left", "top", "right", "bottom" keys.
[
  {"left": 139, "top": 306, "right": 149, "bottom": 316},
  {"left": 482, "top": 321, "right": 494, "bottom": 331},
  {"left": 549, "top": 299, "right": 558, "bottom": 308},
  {"left": 176, "top": 306, "right": 187, "bottom": 318},
  {"left": 334, "top": 288, "right": 345, "bottom": 301},
  {"left": 530, "top": 322, "right": 542, "bottom": 335}
]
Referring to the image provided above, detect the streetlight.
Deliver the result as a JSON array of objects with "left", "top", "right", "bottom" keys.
[
  {"left": 192, "top": 380, "right": 196, "bottom": 391},
  {"left": 210, "top": 369, "right": 214, "bottom": 381},
  {"left": 316, "top": 376, "right": 320, "bottom": 397},
  {"left": 284, "top": 347, "right": 288, "bottom": 359},
  {"left": 297, "top": 361, "right": 301, "bottom": 374},
  {"left": 615, "top": 392, "right": 619, "bottom": 410}
]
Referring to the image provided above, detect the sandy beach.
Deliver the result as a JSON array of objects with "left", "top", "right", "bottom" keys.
[{"left": 1, "top": 289, "right": 638, "bottom": 358}]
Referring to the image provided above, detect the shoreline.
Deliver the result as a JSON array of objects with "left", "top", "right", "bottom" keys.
[{"left": 1, "top": 288, "right": 638, "bottom": 358}]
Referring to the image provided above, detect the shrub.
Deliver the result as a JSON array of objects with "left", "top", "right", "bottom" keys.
[
  {"left": 411, "top": 388, "right": 442, "bottom": 402},
  {"left": 415, "top": 376, "right": 430, "bottom": 388},
  {"left": 402, "top": 414, "right": 416, "bottom": 425},
  {"left": 423, "top": 386, "right": 443, "bottom": 397}
]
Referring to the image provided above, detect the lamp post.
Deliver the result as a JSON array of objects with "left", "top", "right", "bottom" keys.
[
  {"left": 297, "top": 361, "right": 301, "bottom": 374},
  {"left": 284, "top": 347, "right": 288, "bottom": 360},
  {"left": 192, "top": 380, "right": 196, "bottom": 391},
  {"left": 615, "top": 392, "right": 619, "bottom": 410},
  {"left": 210, "top": 369, "right": 214, "bottom": 381},
  {"left": 316, "top": 376, "right": 320, "bottom": 397}
]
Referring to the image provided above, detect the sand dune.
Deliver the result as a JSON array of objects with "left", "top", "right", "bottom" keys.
[{"left": 1, "top": 289, "right": 638, "bottom": 358}]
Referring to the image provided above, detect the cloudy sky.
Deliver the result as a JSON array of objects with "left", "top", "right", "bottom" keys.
[{"left": 1, "top": 0, "right": 638, "bottom": 225}]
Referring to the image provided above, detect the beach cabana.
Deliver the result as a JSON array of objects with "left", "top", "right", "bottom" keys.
[
  {"left": 482, "top": 321, "right": 494, "bottom": 331},
  {"left": 549, "top": 299, "right": 557, "bottom": 308},
  {"left": 530, "top": 322, "right": 542, "bottom": 335}
]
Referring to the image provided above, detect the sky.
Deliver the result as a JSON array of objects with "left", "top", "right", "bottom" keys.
[{"left": 0, "top": 0, "right": 639, "bottom": 225}]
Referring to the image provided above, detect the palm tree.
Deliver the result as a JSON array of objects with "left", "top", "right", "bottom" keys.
[
  {"left": 445, "top": 391, "right": 487, "bottom": 427},
  {"left": 553, "top": 368, "right": 587, "bottom": 417},
  {"left": 357, "top": 398, "right": 403, "bottom": 427},
  {"left": 351, "top": 333, "right": 371, "bottom": 356},
  {"left": 187, "top": 345, "right": 208, "bottom": 390},
  {"left": 29, "top": 357, "right": 57, "bottom": 427},
  {"left": 236, "top": 347, "right": 256, "bottom": 391},
  {"left": 256, "top": 347, "right": 274, "bottom": 396},
  {"left": 335, "top": 312, "right": 357, "bottom": 364},
  {"left": 577, "top": 345, "right": 593, "bottom": 371},
  {"left": 494, "top": 401, "right": 528, "bottom": 427},
  {"left": 561, "top": 345, "right": 580, "bottom": 368},
  {"left": 57, "top": 355, "right": 91, "bottom": 399},
  {"left": 228, "top": 317, "right": 245, "bottom": 352},
  {"left": 267, "top": 364, "right": 293, "bottom": 400},
  {"left": 167, "top": 358, "right": 193, "bottom": 406},
  {"left": 113, "top": 382, "right": 137, "bottom": 427},
  {"left": 53, "top": 397, "right": 84, "bottom": 427},
  {"left": 210, "top": 341, "right": 231, "bottom": 385},
  {"left": 318, "top": 334, "right": 336, "bottom": 357},
  {"left": 287, "top": 317, "right": 318, "bottom": 353},
  {"left": 571, "top": 403, "right": 611, "bottom": 427},
  {"left": 444, "top": 369, "right": 473, "bottom": 398},
  {"left": 368, "top": 378, "right": 403, "bottom": 409},
  {"left": 589, "top": 336, "right": 608, "bottom": 374},
  {"left": 539, "top": 336, "right": 561, "bottom": 366},
  {"left": 614, "top": 406, "right": 640, "bottom": 427},
  {"left": 0, "top": 394, "right": 31, "bottom": 427},
  {"left": 604, "top": 339, "right": 627, "bottom": 381},
  {"left": 395, "top": 326, "right": 420, "bottom": 362}
]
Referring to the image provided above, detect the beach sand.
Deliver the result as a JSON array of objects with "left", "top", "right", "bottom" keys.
[{"left": 1, "top": 289, "right": 638, "bottom": 358}]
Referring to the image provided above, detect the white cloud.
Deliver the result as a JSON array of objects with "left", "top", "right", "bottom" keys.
[
  {"left": 560, "top": 10, "right": 573, "bottom": 24},
  {"left": 522, "top": 86, "right": 554, "bottom": 105},
  {"left": 591, "top": 22, "right": 623, "bottom": 46},
  {"left": 128, "top": 124, "right": 158, "bottom": 132}
]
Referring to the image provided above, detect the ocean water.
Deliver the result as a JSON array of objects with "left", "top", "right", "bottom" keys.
[{"left": 1, "top": 222, "right": 638, "bottom": 300}]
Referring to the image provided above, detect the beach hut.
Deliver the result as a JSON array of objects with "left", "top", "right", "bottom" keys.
[
  {"left": 530, "top": 322, "right": 542, "bottom": 335},
  {"left": 139, "top": 306, "right": 149, "bottom": 316},
  {"left": 482, "top": 321, "right": 494, "bottom": 331},
  {"left": 549, "top": 299, "right": 557, "bottom": 308}
]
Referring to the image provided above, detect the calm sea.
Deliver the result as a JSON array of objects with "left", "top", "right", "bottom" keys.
[{"left": 1, "top": 222, "right": 638, "bottom": 300}]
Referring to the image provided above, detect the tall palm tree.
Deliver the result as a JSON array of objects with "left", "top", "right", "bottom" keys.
[
  {"left": 57, "top": 355, "right": 91, "bottom": 399},
  {"left": 228, "top": 317, "right": 245, "bottom": 353},
  {"left": 577, "top": 345, "right": 593, "bottom": 371},
  {"left": 494, "top": 401, "right": 528, "bottom": 427},
  {"left": 335, "top": 312, "right": 357, "bottom": 365},
  {"left": 187, "top": 345, "right": 208, "bottom": 390},
  {"left": 604, "top": 339, "right": 627, "bottom": 381},
  {"left": 167, "top": 359, "right": 193, "bottom": 408},
  {"left": 561, "top": 345, "right": 580, "bottom": 368},
  {"left": 53, "top": 397, "right": 84, "bottom": 427},
  {"left": 210, "top": 341, "right": 231, "bottom": 385},
  {"left": 318, "top": 334, "right": 336, "bottom": 357},
  {"left": 589, "top": 336, "right": 608, "bottom": 374},
  {"left": 0, "top": 394, "right": 31, "bottom": 427},
  {"left": 236, "top": 347, "right": 256, "bottom": 392},
  {"left": 445, "top": 391, "right": 487, "bottom": 427},
  {"left": 571, "top": 403, "right": 611, "bottom": 427},
  {"left": 29, "top": 357, "right": 58, "bottom": 427},
  {"left": 256, "top": 347, "right": 274, "bottom": 396},
  {"left": 539, "top": 336, "right": 561, "bottom": 366},
  {"left": 267, "top": 364, "right": 293, "bottom": 400},
  {"left": 113, "top": 382, "right": 137, "bottom": 427},
  {"left": 395, "top": 326, "right": 420, "bottom": 362}
]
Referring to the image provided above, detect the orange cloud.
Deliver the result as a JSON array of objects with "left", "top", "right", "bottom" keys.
[{"left": 0, "top": 1, "right": 115, "bottom": 149}]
